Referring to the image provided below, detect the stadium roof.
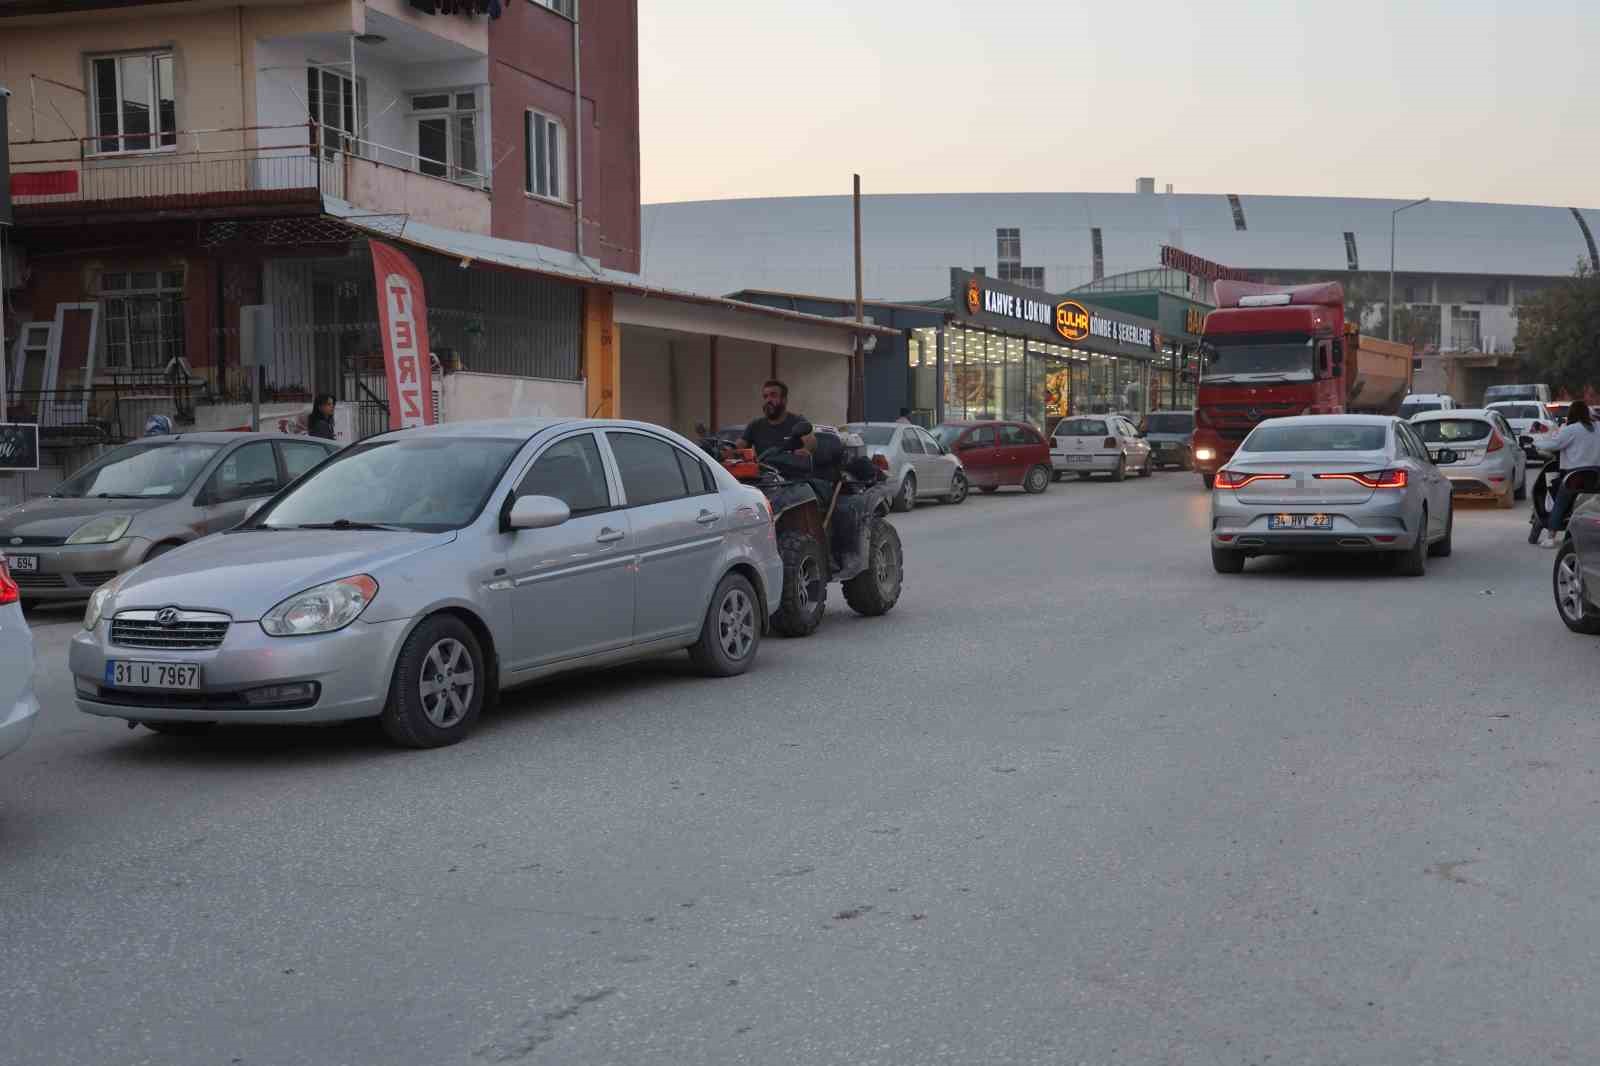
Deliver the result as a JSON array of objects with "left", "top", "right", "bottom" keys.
[{"left": 642, "top": 192, "right": 1600, "bottom": 303}]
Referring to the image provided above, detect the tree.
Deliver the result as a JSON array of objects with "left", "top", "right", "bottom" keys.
[{"left": 1515, "top": 263, "right": 1600, "bottom": 392}]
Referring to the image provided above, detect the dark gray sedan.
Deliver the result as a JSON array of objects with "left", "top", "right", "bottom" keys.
[{"left": 0, "top": 432, "right": 338, "bottom": 602}]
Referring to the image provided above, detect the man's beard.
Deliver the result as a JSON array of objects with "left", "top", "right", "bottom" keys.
[{"left": 763, "top": 400, "right": 786, "bottom": 419}]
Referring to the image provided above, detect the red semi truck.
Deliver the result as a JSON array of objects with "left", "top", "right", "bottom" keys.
[{"left": 1191, "top": 281, "right": 1414, "bottom": 487}]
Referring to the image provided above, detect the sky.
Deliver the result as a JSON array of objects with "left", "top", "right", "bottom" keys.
[{"left": 638, "top": 0, "right": 1598, "bottom": 208}]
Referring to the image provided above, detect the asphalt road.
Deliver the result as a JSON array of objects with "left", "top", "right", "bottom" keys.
[{"left": 4, "top": 468, "right": 1597, "bottom": 1066}]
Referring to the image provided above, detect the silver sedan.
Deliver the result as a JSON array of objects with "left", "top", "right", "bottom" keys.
[
  {"left": 70, "top": 418, "right": 784, "bottom": 748},
  {"left": 845, "top": 423, "right": 968, "bottom": 510},
  {"left": 0, "top": 560, "right": 40, "bottom": 761},
  {"left": 1209, "top": 415, "right": 1455, "bottom": 576}
]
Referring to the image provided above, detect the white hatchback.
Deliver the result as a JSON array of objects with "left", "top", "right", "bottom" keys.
[
  {"left": 0, "top": 559, "right": 41, "bottom": 761},
  {"left": 1051, "top": 415, "right": 1152, "bottom": 482}
]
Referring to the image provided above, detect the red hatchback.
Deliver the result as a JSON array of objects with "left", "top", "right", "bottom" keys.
[{"left": 932, "top": 421, "right": 1053, "bottom": 494}]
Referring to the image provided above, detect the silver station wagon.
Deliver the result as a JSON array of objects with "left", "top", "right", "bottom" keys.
[{"left": 71, "top": 418, "right": 784, "bottom": 748}]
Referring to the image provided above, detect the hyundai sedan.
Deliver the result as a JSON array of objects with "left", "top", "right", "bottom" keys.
[
  {"left": 1209, "top": 415, "right": 1455, "bottom": 576},
  {"left": 71, "top": 419, "right": 783, "bottom": 749}
]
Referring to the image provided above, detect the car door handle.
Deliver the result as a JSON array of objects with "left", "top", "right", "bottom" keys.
[
  {"left": 695, "top": 510, "right": 721, "bottom": 525},
  {"left": 595, "top": 527, "right": 625, "bottom": 544}
]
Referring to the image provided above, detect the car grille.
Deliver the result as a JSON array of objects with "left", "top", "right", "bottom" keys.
[
  {"left": 111, "top": 610, "right": 231, "bottom": 650},
  {"left": 76, "top": 571, "right": 120, "bottom": 588},
  {"left": 0, "top": 534, "right": 66, "bottom": 547},
  {"left": 12, "top": 572, "right": 67, "bottom": 589}
]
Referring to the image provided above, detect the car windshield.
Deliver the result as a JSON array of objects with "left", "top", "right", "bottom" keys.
[
  {"left": 1243, "top": 424, "right": 1388, "bottom": 452},
  {"left": 51, "top": 442, "right": 222, "bottom": 499},
  {"left": 1414, "top": 419, "right": 1492, "bottom": 443},
  {"left": 1057, "top": 419, "right": 1108, "bottom": 436},
  {"left": 1399, "top": 402, "right": 1442, "bottom": 417},
  {"left": 256, "top": 436, "right": 524, "bottom": 531},
  {"left": 1144, "top": 414, "right": 1193, "bottom": 434},
  {"left": 1201, "top": 334, "right": 1314, "bottom": 381},
  {"left": 847, "top": 425, "right": 897, "bottom": 445},
  {"left": 1491, "top": 404, "right": 1542, "bottom": 420}
]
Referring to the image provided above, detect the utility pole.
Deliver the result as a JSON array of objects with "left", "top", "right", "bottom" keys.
[
  {"left": 1389, "top": 197, "right": 1430, "bottom": 340},
  {"left": 851, "top": 174, "right": 864, "bottom": 422}
]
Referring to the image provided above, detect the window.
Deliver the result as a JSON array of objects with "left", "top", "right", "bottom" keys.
[
  {"left": 412, "top": 91, "right": 481, "bottom": 184},
  {"left": 91, "top": 52, "right": 176, "bottom": 154},
  {"left": 1450, "top": 308, "right": 1482, "bottom": 352},
  {"left": 996, "top": 228, "right": 1021, "bottom": 262},
  {"left": 279, "top": 441, "right": 333, "bottom": 482},
  {"left": 307, "top": 65, "right": 365, "bottom": 159},
  {"left": 1241, "top": 423, "right": 1387, "bottom": 453},
  {"left": 1019, "top": 266, "right": 1045, "bottom": 290},
  {"left": 676, "top": 450, "right": 715, "bottom": 496},
  {"left": 209, "top": 443, "right": 280, "bottom": 502},
  {"left": 531, "top": 0, "right": 575, "bottom": 15},
  {"left": 525, "top": 109, "right": 566, "bottom": 201},
  {"left": 516, "top": 433, "right": 610, "bottom": 516},
  {"left": 100, "top": 270, "right": 185, "bottom": 371},
  {"left": 916, "top": 429, "right": 943, "bottom": 453},
  {"left": 998, "top": 425, "right": 1035, "bottom": 446},
  {"left": 1343, "top": 231, "right": 1360, "bottom": 271},
  {"left": 963, "top": 427, "right": 996, "bottom": 448},
  {"left": 608, "top": 432, "right": 689, "bottom": 507},
  {"left": 901, "top": 431, "right": 925, "bottom": 455},
  {"left": 1057, "top": 419, "right": 1109, "bottom": 437}
]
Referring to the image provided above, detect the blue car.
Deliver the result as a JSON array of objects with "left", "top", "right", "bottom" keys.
[{"left": 1142, "top": 410, "right": 1196, "bottom": 470}]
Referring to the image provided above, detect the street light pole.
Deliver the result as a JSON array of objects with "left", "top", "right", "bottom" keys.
[{"left": 1388, "top": 197, "right": 1431, "bottom": 340}]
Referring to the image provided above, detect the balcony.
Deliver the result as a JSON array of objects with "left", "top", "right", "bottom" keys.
[{"left": 8, "top": 122, "right": 491, "bottom": 234}]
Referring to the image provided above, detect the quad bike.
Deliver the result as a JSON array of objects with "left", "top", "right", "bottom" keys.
[{"left": 698, "top": 422, "right": 904, "bottom": 636}]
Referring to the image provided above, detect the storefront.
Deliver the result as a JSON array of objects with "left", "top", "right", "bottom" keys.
[
  {"left": 1066, "top": 287, "right": 1213, "bottom": 413},
  {"left": 908, "top": 270, "right": 1168, "bottom": 431}
]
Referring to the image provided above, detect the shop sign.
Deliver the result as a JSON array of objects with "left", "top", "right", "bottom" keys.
[
  {"left": 979, "top": 285, "right": 1054, "bottom": 328},
  {"left": 0, "top": 423, "right": 40, "bottom": 472},
  {"left": 1185, "top": 306, "right": 1207, "bottom": 333},
  {"left": 1055, "top": 300, "right": 1090, "bottom": 341},
  {"left": 1086, "top": 313, "right": 1154, "bottom": 349},
  {"left": 951, "top": 268, "right": 1160, "bottom": 354},
  {"left": 1161, "top": 245, "right": 1249, "bottom": 282}
]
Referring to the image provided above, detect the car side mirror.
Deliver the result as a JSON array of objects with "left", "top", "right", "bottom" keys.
[
  {"left": 1331, "top": 339, "right": 1345, "bottom": 372},
  {"left": 507, "top": 494, "right": 571, "bottom": 531}
]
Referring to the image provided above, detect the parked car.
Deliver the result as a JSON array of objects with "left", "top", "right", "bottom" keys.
[
  {"left": 1487, "top": 401, "right": 1558, "bottom": 459},
  {"left": 1554, "top": 489, "right": 1600, "bottom": 633},
  {"left": 1142, "top": 410, "right": 1196, "bottom": 470},
  {"left": 70, "top": 419, "right": 784, "bottom": 749},
  {"left": 1050, "top": 414, "right": 1153, "bottom": 482},
  {"left": 1209, "top": 415, "right": 1455, "bottom": 576},
  {"left": 931, "top": 421, "right": 1052, "bottom": 494},
  {"left": 1410, "top": 408, "right": 1526, "bottom": 508},
  {"left": 0, "top": 432, "right": 338, "bottom": 603},
  {"left": 0, "top": 558, "right": 41, "bottom": 761},
  {"left": 845, "top": 422, "right": 968, "bottom": 510},
  {"left": 1398, "top": 393, "right": 1458, "bottom": 420}
]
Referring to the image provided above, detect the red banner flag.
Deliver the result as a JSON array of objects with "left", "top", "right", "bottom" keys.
[{"left": 369, "top": 240, "right": 436, "bottom": 431}]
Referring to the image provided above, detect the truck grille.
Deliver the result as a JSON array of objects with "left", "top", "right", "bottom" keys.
[
  {"left": 1206, "top": 403, "right": 1305, "bottom": 442},
  {"left": 111, "top": 610, "right": 231, "bottom": 650}
]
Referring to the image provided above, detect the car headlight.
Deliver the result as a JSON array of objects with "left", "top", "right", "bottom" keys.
[
  {"left": 66, "top": 514, "right": 133, "bottom": 545},
  {"left": 260, "top": 575, "right": 378, "bottom": 637},
  {"left": 1195, "top": 447, "right": 1216, "bottom": 462},
  {"left": 84, "top": 572, "right": 128, "bottom": 630}
]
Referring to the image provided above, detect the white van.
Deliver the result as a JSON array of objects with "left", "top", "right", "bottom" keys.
[
  {"left": 1399, "top": 393, "right": 1458, "bottom": 420},
  {"left": 1484, "top": 383, "right": 1553, "bottom": 406}
]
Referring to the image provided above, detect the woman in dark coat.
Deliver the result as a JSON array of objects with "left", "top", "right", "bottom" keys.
[{"left": 307, "top": 393, "right": 337, "bottom": 440}]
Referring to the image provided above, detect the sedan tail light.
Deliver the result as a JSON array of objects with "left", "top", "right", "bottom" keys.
[
  {"left": 1314, "top": 470, "right": 1408, "bottom": 489},
  {"left": 0, "top": 559, "right": 17, "bottom": 607},
  {"left": 872, "top": 454, "right": 890, "bottom": 472},
  {"left": 1532, "top": 421, "right": 1548, "bottom": 433},
  {"left": 1214, "top": 470, "right": 1288, "bottom": 489},
  {"left": 1103, "top": 437, "right": 1117, "bottom": 449}
]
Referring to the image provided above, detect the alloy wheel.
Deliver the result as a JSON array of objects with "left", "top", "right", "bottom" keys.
[
  {"left": 419, "top": 638, "right": 475, "bottom": 729},
  {"left": 1558, "top": 550, "right": 1586, "bottom": 623},
  {"left": 875, "top": 533, "right": 899, "bottom": 593},
  {"left": 717, "top": 585, "right": 757, "bottom": 660},
  {"left": 796, "top": 555, "right": 821, "bottom": 613}
]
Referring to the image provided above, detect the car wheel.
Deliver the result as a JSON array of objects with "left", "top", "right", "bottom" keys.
[
  {"left": 943, "top": 472, "right": 968, "bottom": 504},
  {"left": 379, "top": 615, "right": 485, "bottom": 748},
  {"left": 842, "top": 520, "right": 903, "bottom": 616},
  {"left": 1211, "top": 546, "right": 1246, "bottom": 574},
  {"left": 1183, "top": 450, "right": 1195, "bottom": 471},
  {"left": 1515, "top": 476, "right": 1527, "bottom": 501},
  {"left": 1023, "top": 464, "right": 1050, "bottom": 494},
  {"left": 1202, "top": 473, "right": 1215, "bottom": 490},
  {"left": 1109, "top": 456, "right": 1126, "bottom": 482},
  {"left": 1554, "top": 540, "right": 1600, "bottom": 634},
  {"left": 1428, "top": 501, "right": 1453, "bottom": 557},
  {"left": 143, "top": 720, "right": 216, "bottom": 737},
  {"left": 688, "top": 571, "right": 761, "bottom": 676},
  {"left": 1394, "top": 508, "right": 1428, "bottom": 577},
  {"left": 1139, "top": 455, "right": 1153, "bottom": 477},
  {"left": 892, "top": 473, "right": 916, "bottom": 513},
  {"left": 772, "top": 530, "right": 827, "bottom": 637}
]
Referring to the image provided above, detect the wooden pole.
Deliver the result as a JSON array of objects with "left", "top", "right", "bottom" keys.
[{"left": 851, "top": 173, "right": 865, "bottom": 422}]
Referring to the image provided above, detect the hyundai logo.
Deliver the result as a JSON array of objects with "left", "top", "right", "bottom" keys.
[{"left": 155, "top": 608, "right": 181, "bottom": 627}]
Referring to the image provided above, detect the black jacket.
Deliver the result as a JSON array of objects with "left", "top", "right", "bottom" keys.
[{"left": 307, "top": 411, "right": 337, "bottom": 440}]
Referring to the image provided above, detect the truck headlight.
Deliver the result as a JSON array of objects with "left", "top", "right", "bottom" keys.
[
  {"left": 1195, "top": 447, "right": 1216, "bottom": 462},
  {"left": 260, "top": 575, "right": 378, "bottom": 637},
  {"left": 66, "top": 514, "right": 133, "bottom": 545}
]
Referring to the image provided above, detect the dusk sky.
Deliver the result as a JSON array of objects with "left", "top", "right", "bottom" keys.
[{"left": 638, "top": 0, "right": 1596, "bottom": 208}]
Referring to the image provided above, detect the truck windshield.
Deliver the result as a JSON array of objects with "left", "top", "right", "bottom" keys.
[
  {"left": 1201, "top": 334, "right": 1314, "bottom": 382},
  {"left": 1485, "top": 386, "right": 1538, "bottom": 402}
]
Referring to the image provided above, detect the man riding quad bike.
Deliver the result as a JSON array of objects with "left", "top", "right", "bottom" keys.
[{"left": 699, "top": 421, "right": 903, "bottom": 636}]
